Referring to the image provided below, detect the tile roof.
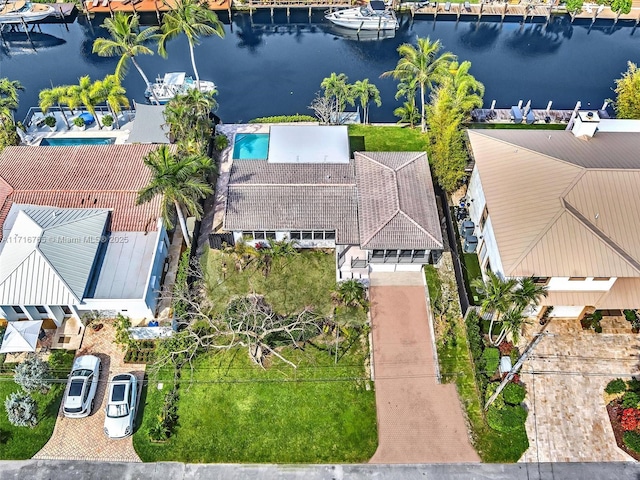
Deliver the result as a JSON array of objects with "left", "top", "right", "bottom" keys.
[
  {"left": 468, "top": 130, "right": 640, "bottom": 277},
  {"left": 354, "top": 152, "right": 443, "bottom": 250},
  {"left": 0, "top": 145, "right": 162, "bottom": 238}
]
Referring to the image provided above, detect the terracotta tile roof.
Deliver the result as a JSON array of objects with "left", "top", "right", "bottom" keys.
[
  {"left": 0, "top": 145, "right": 162, "bottom": 238},
  {"left": 468, "top": 130, "right": 640, "bottom": 277},
  {"left": 354, "top": 152, "right": 443, "bottom": 250}
]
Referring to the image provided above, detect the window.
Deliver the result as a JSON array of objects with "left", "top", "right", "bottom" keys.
[
  {"left": 479, "top": 205, "right": 489, "bottom": 230},
  {"left": 61, "top": 306, "right": 72, "bottom": 315},
  {"left": 593, "top": 277, "right": 611, "bottom": 281},
  {"left": 35, "top": 306, "right": 47, "bottom": 314},
  {"left": 532, "top": 277, "right": 550, "bottom": 286},
  {"left": 290, "top": 231, "right": 301, "bottom": 240},
  {"left": 414, "top": 250, "right": 426, "bottom": 258},
  {"left": 372, "top": 250, "right": 384, "bottom": 259},
  {"left": 254, "top": 231, "right": 265, "bottom": 240},
  {"left": 12, "top": 306, "right": 24, "bottom": 314},
  {"left": 313, "top": 231, "right": 324, "bottom": 240},
  {"left": 568, "top": 277, "right": 586, "bottom": 281},
  {"left": 325, "top": 231, "right": 336, "bottom": 240},
  {"left": 302, "top": 231, "right": 312, "bottom": 240},
  {"left": 266, "top": 231, "right": 276, "bottom": 240},
  {"left": 399, "top": 250, "right": 412, "bottom": 258}
]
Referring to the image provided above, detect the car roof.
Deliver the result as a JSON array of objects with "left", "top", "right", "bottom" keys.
[{"left": 73, "top": 355, "right": 100, "bottom": 370}]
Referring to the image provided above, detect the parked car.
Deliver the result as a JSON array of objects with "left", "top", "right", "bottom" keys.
[
  {"left": 463, "top": 235, "right": 478, "bottom": 253},
  {"left": 62, "top": 355, "right": 101, "bottom": 418},
  {"left": 104, "top": 373, "right": 138, "bottom": 439}
]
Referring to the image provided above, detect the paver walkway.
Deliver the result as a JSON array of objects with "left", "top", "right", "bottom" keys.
[
  {"left": 520, "top": 318, "right": 640, "bottom": 463},
  {"left": 34, "top": 324, "right": 145, "bottom": 462},
  {"left": 368, "top": 272, "right": 479, "bottom": 463}
]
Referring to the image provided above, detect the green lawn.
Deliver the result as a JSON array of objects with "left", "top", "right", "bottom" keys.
[
  {"left": 348, "top": 124, "right": 428, "bottom": 152},
  {"left": 134, "top": 248, "right": 377, "bottom": 463},
  {"left": 463, "top": 253, "right": 483, "bottom": 305},
  {"left": 424, "top": 267, "right": 528, "bottom": 462},
  {"left": 0, "top": 350, "right": 74, "bottom": 459}
]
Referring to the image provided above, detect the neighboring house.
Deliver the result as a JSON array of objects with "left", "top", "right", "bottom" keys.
[
  {"left": 467, "top": 112, "right": 640, "bottom": 318},
  {"left": 218, "top": 125, "right": 443, "bottom": 279},
  {"left": 0, "top": 145, "right": 170, "bottom": 324}
]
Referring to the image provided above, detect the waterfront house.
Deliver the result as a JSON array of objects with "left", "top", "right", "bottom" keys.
[
  {"left": 466, "top": 112, "right": 640, "bottom": 318},
  {"left": 216, "top": 125, "right": 443, "bottom": 279},
  {"left": 0, "top": 145, "right": 170, "bottom": 326}
]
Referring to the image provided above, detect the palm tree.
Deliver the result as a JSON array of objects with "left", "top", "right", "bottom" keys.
[
  {"left": 164, "top": 88, "right": 217, "bottom": 148},
  {"left": 471, "top": 271, "right": 517, "bottom": 345},
  {"left": 382, "top": 37, "right": 456, "bottom": 132},
  {"left": 321, "top": 73, "right": 352, "bottom": 123},
  {"left": 66, "top": 76, "right": 104, "bottom": 129},
  {"left": 92, "top": 13, "right": 161, "bottom": 105},
  {"left": 0, "top": 78, "right": 23, "bottom": 122},
  {"left": 494, "top": 306, "right": 529, "bottom": 346},
  {"left": 334, "top": 279, "right": 368, "bottom": 311},
  {"left": 39, "top": 86, "right": 71, "bottom": 129},
  {"left": 446, "top": 60, "right": 485, "bottom": 120},
  {"left": 95, "top": 75, "right": 129, "bottom": 128},
  {"left": 137, "top": 145, "right": 213, "bottom": 247},
  {"left": 393, "top": 101, "right": 421, "bottom": 127},
  {"left": 512, "top": 277, "right": 548, "bottom": 313},
  {"left": 159, "top": 0, "right": 225, "bottom": 90},
  {"left": 352, "top": 79, "right": 381, "bottom": 124}
]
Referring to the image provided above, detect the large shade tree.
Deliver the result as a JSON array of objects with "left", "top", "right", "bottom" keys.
[
  {"left": 613, "top": 61, "right": 640, "bottom": 119},
  {"left": 92, "top": 13, "right": 161, "bottom": 105},
  {"left": 382, "top": 37, "right": 456, "bottom": 131},
  {"left": 137, "top": 145, "right": 213, "bottom": 247},
  {"left": 159, "top": 0, "right": 225, "bottom": 90}
]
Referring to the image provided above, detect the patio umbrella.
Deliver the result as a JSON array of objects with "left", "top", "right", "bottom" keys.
[{"left": 0, "top": 320, "right": 43, "bottom": 354}]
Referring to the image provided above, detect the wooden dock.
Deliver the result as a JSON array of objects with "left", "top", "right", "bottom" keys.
[{"left": 84, "top": 0, "right": 231, "bottom": 16}]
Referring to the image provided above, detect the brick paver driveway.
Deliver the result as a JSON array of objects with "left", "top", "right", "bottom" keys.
[
  {"left": 34, "top": 324, "right": 145, "bottom": 462},
  {"left": 520, "top": 318, "right": 640, "bottom": 463},
  {"left": 368, "top": 272, "right": 479, "bottom": 463}
]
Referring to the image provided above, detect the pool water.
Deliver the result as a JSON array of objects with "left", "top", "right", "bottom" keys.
[
  {"left": 233, "top": 133, "right": 269, "bottom": 160},
  {"left": 39, "top": 137, "right": 116, "bottom": 146}
]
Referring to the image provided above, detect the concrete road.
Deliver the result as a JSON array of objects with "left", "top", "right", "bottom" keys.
[{"left": 1, "top": 461, "right": 640, "bottom": 480}]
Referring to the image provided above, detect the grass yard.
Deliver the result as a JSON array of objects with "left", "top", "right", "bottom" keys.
[
  {"left": 0, "top": 350, "right": 74, "bottom": 459},
  {"left": 348, "top": 125, "right": 428, "bottom": 152},
  {"left": 462, "top": 253, "right": 483, "bottom": 305},
  {"left": 134, "top": 248, "right": 377, "bottom": 463}
]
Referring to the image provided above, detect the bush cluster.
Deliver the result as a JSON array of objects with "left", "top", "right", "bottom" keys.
[
  {"left": 124, "top": 340, "right": 156, "bottom": 364},
  {"left": 622, "top": 391, "right": 640, "bottom": 409},
  {"left": 624, "top": 431, "right": 640, "bottom": 453},
  {"left": 606, "top": 378, "right": 628, "bottom": 395},
  {"left": 503, "top": 382, "right": 526, "bottom": 405},
  {"left": 485, "top": 381, "right": 528, "bottom": 433},
  {"left": 4, "top": 392, "right": 38, "bottom": 428},
  {"left": 481, "top": 347, "right": 500, "bottom": 375},
  {"left": 248, "top": 114, "right": 316, "bottom": 124},
  {"left": 149, "top": 384, "right": 180, "bottom": 442}
]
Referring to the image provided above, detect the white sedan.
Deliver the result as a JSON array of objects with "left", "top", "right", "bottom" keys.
[
  {"left": 62, "top": 355, "right": 101, "bottom": 418},
  {"left": 103, "top": 373, "right": 138, "bottom": 439}
]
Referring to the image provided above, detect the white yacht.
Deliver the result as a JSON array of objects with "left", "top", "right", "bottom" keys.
[
  {"left": 325, "top": 1, "right": 398, "bottom": 31},
  {"left": 144, "top": 72, "right": 217, "bottom": 105},
  {"left": 0, "top": 0, "right": 55, "bottom": 24}
]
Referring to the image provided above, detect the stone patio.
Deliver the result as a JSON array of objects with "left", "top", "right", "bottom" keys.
[
  {"left": 519, "top": 318, "right": 640, "bottom": 463},
  {"left": 34, "top": 323, "right": 145, "bottom": 462}
]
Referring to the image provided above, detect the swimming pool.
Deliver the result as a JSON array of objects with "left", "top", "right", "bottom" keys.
[
  {"left": 39, "top": 137, "right": 116, "bottom": 146},
  {"left": 233, "top": 133, "right": 269, "bottom": 160}
]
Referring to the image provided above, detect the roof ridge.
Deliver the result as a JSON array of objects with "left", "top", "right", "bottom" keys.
[
  {"left": 34, "top": 243, "right": 81, "bottom": 303},
  {"left": 395, "top": 152, "right": 424, "bottom": 170},
  {"left": 397, "top": 210, "right": 443, "bottom": 248},
  {"left": 361, "top": 209, "right": 400, "bottom": 247},
  {"left": 228, "top": 183, "right": 356, "bottom": 188},
  {"left": 0, "top": 248, "right": 36, "bottom": 288},
  {"left": 356, "top": 152, "right": 396, "bottom": 172}
]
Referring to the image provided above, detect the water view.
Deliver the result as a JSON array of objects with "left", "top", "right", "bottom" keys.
[{"left": 2, "top": 11, "right": 640, "bottom": 122}]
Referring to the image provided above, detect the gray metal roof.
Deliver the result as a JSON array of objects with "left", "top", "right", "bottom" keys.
[
  {"left": 354, "top": 152, "right": 443, "bottom": 250},
  {"left": 471, "top": 129, "right": 640, "bottom": 169},
  {"left": 126, "top": 103, "right": 170, "bottom": 144},
  {"left": 267, "top": 125, "right": 350, "bottom": 164},
  {"left": 0, "top": 205, "right": 109, "bottom": 305}
]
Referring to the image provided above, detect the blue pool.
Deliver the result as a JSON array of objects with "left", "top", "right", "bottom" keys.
[
  {"left": 39, "top": 137, "right": 116, "bottom": 146},
  {"left": 233, "top": 133, "right": 269, "bottom": 160}
]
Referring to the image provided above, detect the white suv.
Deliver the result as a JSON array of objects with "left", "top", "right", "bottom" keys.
[{"left": 62, "top": 355, "right": 101, "bottom": 418}]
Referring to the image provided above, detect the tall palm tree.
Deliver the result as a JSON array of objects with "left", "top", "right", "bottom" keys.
[
  {"left": 382, "top": 37, "right": 456, "bottom": 132},
  {"left": 137, "top": 145, "right": 213, "bottom": 247},
  {"left": 352, "top": 79, "right": 381, "bottom": 124},
  {"left": 164, "top": 88, "right": 217, "bottom": 148},
  {"left": 321, "top": 73, "right": 352, "bottom": 123},
  {"left": 494, "top": 306, "right": 529, "bottom": 346},
  {"left": 39, "top": 86, "right": 71, "bottom": 129},
  {"left": 446, "top": 60, "right": 485, "bottom": 120},
  {"left": 334, "top": 279, "right": 368, "bottom": 310},
  {"left": 66, "top": 76, "right": 104, "bottom": 129},
  {"left": 95, "top": 75, "right": 129, "bottom": 128},
  {"left": 159, "top": 0, "right": 225, "bottom": 90},
  {"left": 512, "top": 277, "right": 548, "bottom": 313},
  {"left": 93, "top": 13, "right": 161, "bottom": 105},
  {"left": 393, "top": 101, "right": 420, "bottom": 127},
  {"left": 471, "top": 271, "right": 517, "bottom": 345},
  {"left": 0, "top": 78, "right": 23, "bottom": 121}
]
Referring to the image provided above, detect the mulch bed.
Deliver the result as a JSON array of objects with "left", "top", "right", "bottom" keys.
[{"left": 606, "top": 402, "right": 640, "bottom": 461}]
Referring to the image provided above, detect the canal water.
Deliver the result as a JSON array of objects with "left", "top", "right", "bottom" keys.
[{"left": 1, "top": 11, "right": 640, "bottom": 122}]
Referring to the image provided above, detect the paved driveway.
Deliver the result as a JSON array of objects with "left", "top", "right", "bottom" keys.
[
  {"left": 34, "top": 324, "right": 145, "bottom": 462},
  {"left": 520, "top": 318, "right": 640, "bottom": 463},
  {"left": 368, "top": 272, "right": 479, "bottom": 463}
]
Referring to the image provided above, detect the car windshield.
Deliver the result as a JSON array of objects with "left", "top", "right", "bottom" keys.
[
  {"left": 111, "top": 384, "right": 126, "bottom": 402},
  {"left": 68, "top": 379, "right": 84, "bottom": 397},
  {"left": 71, "top": 369, "right": 93, "bottom": 377},
  {"left": 106, "top": 403, "right": 129, "bottom": 418}
]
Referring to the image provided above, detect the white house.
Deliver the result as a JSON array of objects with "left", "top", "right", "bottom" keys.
[
  {"left": 0, "top": 144, "right": 170, "bottom": 325},
  {"left": 216, "top": 125, "right": 443, "bottom": 279},
  {"left": 466, "top": 113, "right": 640, "bottom": 318}
]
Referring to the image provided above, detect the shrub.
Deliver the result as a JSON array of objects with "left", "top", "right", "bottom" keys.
[
  {"left": 503, "top": 382, "right": 526, "bottom": 405},
  {"left": 44, "top": 116, "right": 56, "bottom": 128},
  {"left": 482, "top": 347, "right": 500, "bottom": 375},
  {"left": 484, "top": 382, "right": 504, "bottom": 410},
  {"left": 14, "top": 354, "right": 51, "bottom": 393},
  {"left": 102, "top": 114, "right": 114, "bottom": 127},
  {"left": 4, "top": 392, "right": 38, "bottom": 428},
  {"left": 628, "top": 379, "right": 640, "bottom": 393},
  {"left": 214, "top": 134, "right": 229, "bottom": 151},
  {"left": 486, "top": 404, "right": 528, "bottom": 432},
  {"left": 465, "top": 309, "right": 483, "bottom": 363},
  {"left": 248, "top": 114, "right": 316, "bottom": 124},
  {"left": 606, "top": 378, "right": 628, "bottom": 394},
  {"left": 73, "top": 116, "right": 85, "bottom": 128},
  {"left": 114, "top": 314, "right": 132, "bottom": 350},
  {"left": 498, "top": 341, "right": 515, "bottom": 356},
  {"left": 621, "top": 408, "right": 640, "bottom": 431},
  {"left": 622, "top": 391, "right": 640, "bottom": 409},
  {"left": 624, "top": 430, "right": 640, "bottom": 453}
]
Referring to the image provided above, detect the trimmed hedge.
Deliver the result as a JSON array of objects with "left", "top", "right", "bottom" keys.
[
  {"left": 503, "top": 382, "right": 526, "bottom": 405},
  {"left": 606, "top": 378, "right": 628, "bottom": 394},
  {"left": 624, "top": 430, "right": 640, "bottom": 453},
  {"left": 486, "top": 404, "right": 528, "bottom": 433},
  {"left": 248, "top": 115, "right": 316, "bottom": 124},
  {"left": 482, "top": 347, "right": 500, "bottom": 375},
  {"left": 622, "top": 391, "right": 640, "bottom": 409}
]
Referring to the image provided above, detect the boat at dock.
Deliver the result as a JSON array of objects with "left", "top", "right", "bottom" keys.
[
  {"left": 325, "top": 1, "right": 398, "bottom": 31},
  {"left": 0, "top": 0, "right": 55, "bottom": 23},
  {"left": 144, "top": 72, "right": 216, "bottom": 104}
]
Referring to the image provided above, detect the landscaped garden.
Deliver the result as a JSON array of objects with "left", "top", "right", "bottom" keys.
[
  {"left": 605, "top": 377, "right": 640, "bottom": 460},
  {"left": 0, "top": 350, "right": 74, "bottom": 459},
  {"left": 133, "top": 247, "right": 377, "bottom": 463}
]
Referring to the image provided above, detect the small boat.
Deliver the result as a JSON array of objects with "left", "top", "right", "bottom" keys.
[
  {"left": 325, "top": 1, "right": 398, "bottom": 31},
  {"left": 0, "top": 0, "right": 55, "bottom": 24},
  {"left": 144, "top": 72, "right": 216, "bottom": 104}
]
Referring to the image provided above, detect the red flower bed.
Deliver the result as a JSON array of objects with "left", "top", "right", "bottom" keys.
[{"left": 621, "top": 408, "right": 640, "bottom": 431}]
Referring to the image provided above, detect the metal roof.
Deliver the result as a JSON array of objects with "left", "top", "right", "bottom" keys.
[
  {"left": 267, "top": 125, "right": 350, "bottom": 164},
  {"left": 126, "top": 103, "right": 170, "bottom": 144},
  {"left": 0, "top": 206, "right": 109, "bottom": 305}
]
